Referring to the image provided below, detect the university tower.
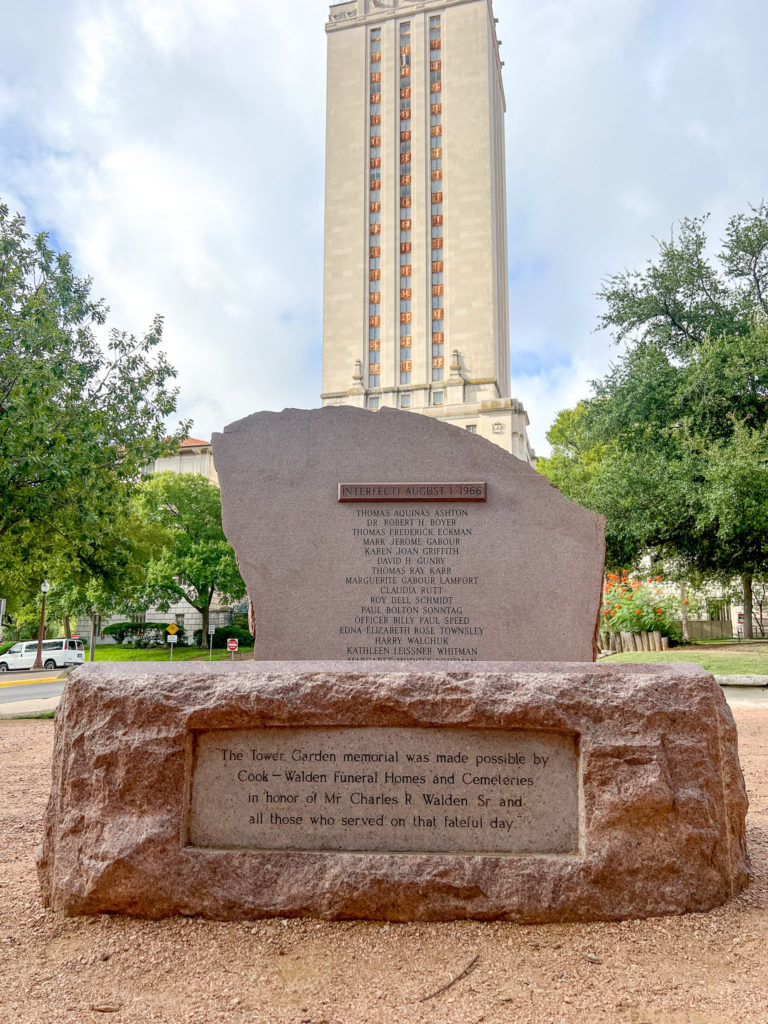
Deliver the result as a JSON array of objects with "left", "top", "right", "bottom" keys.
[{"left": 321, "top": 0, "right": 535, "bottom": 462}]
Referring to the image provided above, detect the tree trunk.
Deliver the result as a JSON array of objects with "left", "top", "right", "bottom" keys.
[
  {"left": 201, "top": 605, "right": 209, "bottom": 647},
  {"left": 680, "top": 581, "right": 690, "bottom": 643},
  {"left": 89, "top": 613, "right": 97, "bottom": 662},
  {"left": 742, "top": 573, "right": 754, "bottom": 640},
  {"left": 63, "top": 614, "right": 71, "bottom": 639}
]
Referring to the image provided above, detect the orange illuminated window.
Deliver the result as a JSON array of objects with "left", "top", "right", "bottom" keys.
[
  {"left": 370, "top": 201, "right": 381, "bottom": 212},
  {"left": 401, "top": 312, "right": 412, "bottom": 323},
  {"left": 400, "top": 110, "right": 410, "bottom": 121},
  {"left": 400, "top": 174, "right": 412, "bottom": 186},
  {"left": 400, "top": 197, "right": 411, "bottom": 208},
  {"left": 400, "top": 242, "right": 411, "bottom": 254},
  {"left": 431, "top": 191, "right": 443, "bottom": 203},
  {"left": 432, "top": 308, "right": 444, "bottom": 319},
  {"left": 369, "top": 315, "right": 380, "bottom": 327},
  {"left": 432, "top": 260, "right": 444, "bottom": 272},
  {"left": 400, "top": 360, "right": 412, "bottom": 371},
  {"left": 371, "top": 92, "right": 381, "bottom": 104},
  {"left": 400, "top": 87, "right": 411, "bottom": 98},
  {"left": 432, "top": 214, "right": 443, "bottom": 226},
  {"left": 400, "top": 130, "right": 411, "bottom": 141},
  {"left": 432, "top": 284, "right": 444, "bottom": 296},
  {"left": 430, "top": 82, "right": 441, "bottom": 93},
  {"left": 430, "top": 103, "right": 442, "bottom": 114},
  {"left": 400, "top": 45, "right": 411, "bottom": 55},
  {"left": 432, "top": 331, "right": 444, "bottom": 343},
  {"left": 370, "top": 157, "right": 381, "bottom": 169},
  {"left": 369, "top": 338, "right": 381, "bottom": 351},
  {"left": 371, "top": 114, "right": 381, "bottom": 125},
  {"left": 370, "top": 52, "right": 381, "bottom": 63},
  {"left": 370, "top": 269, "right": 381, "bottom": 280},
  {"left": 370, "top": 179, "right": 381, "bottom": 190},
  {"left": 400, "top": 265, "right": 412, "bottom": 276},
  {"left": 400, "top": 336, "right": 412, "bottom": 347},
  {"left": 431, "top": 39, "right": 441, "bottom": 50},
  {"left": 400, "top": 153, "right": 411, "bottom": 165},
  {"left": 432, "top": 356, "right": 444, "bottom": 368},
  {"left": 370, "top": 72, "right": 381, "bottom": 83},
  {"left": 370, "top": 292, "right": 381, "bottom": 303},
  {"left": 431, "top": 170, "right": 442, "bottom": 181},
  {"left": 369, "top": 246, "right": 381, "bottom": 257},
  {"left": 400, "top": 288, "right": 412, "bottom": 300},
  {"left": 430, "top": 60, "right": 441, "bottom": 71},
  {"left": 370, "top": 135, "right": 381, "bottom": 147},
  {"left": 431, "top": 147, "right": 442, "bottom": 159},
  {"left": 369, "top": 362, "right": 381, "bottom": 374},
  {"left": 400, "top": 218, "right": 412, "bottom": 230},
  {"left": 369, "top": 223, "right": 381, "bottom": 235},
  {"left": 431, "top": 126, "right": 442, "bottom": 137}
]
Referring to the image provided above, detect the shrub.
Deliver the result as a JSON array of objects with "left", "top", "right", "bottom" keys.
[
  {"left": 0, "top": 641, "right": 13, "bottom": 656},
  {"left": 102, "top": 621, "right": 186, "bottom": 647},
  {"left": 193, "top": 625, "right": 253, "bottom": 649},
  {"left": 601, "top": 574, "right": 682, "bottom": 641}
]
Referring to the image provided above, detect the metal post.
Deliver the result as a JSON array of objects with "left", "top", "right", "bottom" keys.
[{"left": 32, "top": 581, "right": 50, "bottom": 670}]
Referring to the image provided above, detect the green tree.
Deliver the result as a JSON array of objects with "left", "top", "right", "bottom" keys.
[
  {"left": 135, "top": 473, "right": 246, "bottom": 642},
  {"left": 541, "top": 205, "right": 768, "bottom": 635},
  {"left": 0, "top": 201, "right": 189, "bottom": 599}
]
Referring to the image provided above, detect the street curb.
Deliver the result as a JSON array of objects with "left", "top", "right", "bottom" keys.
[{"left": 715, "top": 674, "right": 768, "bottom": 688}]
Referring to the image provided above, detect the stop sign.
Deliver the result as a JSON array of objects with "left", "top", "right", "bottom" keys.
[{"left": 227, "top": 638, "right": 239, "bottom": 652}]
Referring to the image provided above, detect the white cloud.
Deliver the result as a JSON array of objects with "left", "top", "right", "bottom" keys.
[{"left": 1, "top": 0, "right": 767, "bottom": 455}]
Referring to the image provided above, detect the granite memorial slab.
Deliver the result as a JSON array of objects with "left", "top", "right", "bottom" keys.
[
  {"left": 211, "top": 407, "right": 606, "bottom": 662},
  {"left": 38, "top": 661, "right": 749, "bottom": 922}
]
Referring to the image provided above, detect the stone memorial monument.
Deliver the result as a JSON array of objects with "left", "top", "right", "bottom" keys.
[
  {"left": 38, "top": 408, "right": 750, "bottom": 922},
  {"left": 212, "top": 407, "right": 605, "bottom": 663}
]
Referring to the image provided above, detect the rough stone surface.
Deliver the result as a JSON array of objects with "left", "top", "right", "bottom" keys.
[
  {"left": 211, "top": 407, "right": 605, "bottom": 662},
  {"left": 38, "top": 661, "right": 749, "bottom": 922}
]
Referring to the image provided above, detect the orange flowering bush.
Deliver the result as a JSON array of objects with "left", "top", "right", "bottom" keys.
[{"left": 601, "top": 573, "right": 681, "bottom": 640}]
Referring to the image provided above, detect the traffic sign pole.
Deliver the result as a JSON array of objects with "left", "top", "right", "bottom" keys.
[{"left": 208, "top": 623, "right": 215, "bottom": 661}]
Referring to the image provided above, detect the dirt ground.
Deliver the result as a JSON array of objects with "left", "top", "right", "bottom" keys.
[{"left": 0, "top": 710, "right": 766, "bottom": 1024}]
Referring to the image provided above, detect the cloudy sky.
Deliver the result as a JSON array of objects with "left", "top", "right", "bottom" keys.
[{"left": 2, "top": 0, "right": 767, "bottom": 455}]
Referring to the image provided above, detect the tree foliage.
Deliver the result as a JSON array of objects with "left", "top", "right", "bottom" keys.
[
  {"left": 134, "top": 472, "right": 245, "bottom": 642},
  {"left": 539, "top": 204, "right": 768, "bottom": 635},
  {"left": 0, "top": 201, "right": 189, "bottom": 596}
]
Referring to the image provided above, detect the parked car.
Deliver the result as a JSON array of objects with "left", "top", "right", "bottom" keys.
[{"left": 0, "top": 638, "right": 85, "bottom": 672}]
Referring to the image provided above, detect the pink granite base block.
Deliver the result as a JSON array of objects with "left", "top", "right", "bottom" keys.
[{"left": 38, "top": 661, "right": 749, "bottom": 922}]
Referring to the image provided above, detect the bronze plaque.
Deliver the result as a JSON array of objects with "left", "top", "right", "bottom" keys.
[{"left": 338, "top": 482, "right": 487, "bottom": 502}]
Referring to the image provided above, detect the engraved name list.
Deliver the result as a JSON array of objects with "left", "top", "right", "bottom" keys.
[{"left": 338, "top": 484, "right": 487, "bottom": 661}]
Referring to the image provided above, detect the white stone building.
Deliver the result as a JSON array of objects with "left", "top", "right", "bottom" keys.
[{"left": 321, "top": 0, "right": 535, "bottom": 462}]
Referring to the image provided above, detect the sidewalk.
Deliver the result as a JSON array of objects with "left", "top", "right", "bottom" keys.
[{"left": 0, "top": 696, "right": 59, "bottom": 718}]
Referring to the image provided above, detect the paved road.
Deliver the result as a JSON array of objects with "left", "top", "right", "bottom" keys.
[
  {"left": 0, "top": 680, "right": 66, "bottom": 704},
  {"left": 0, "top": 669, "right": 64, "bottom": 684}
]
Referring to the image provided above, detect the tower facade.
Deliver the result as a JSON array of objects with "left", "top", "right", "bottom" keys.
[{"left": 322, "top": 0, "right": 534, "bottom": 463}]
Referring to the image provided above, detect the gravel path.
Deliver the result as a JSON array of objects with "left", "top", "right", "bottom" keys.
[{"left": 1, "top": 710, "right": 766, "bottom": 1024}]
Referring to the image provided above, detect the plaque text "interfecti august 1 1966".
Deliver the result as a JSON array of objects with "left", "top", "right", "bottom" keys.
[
  {"left": 338, "top": 483, "right": 487, "bottom": 502},
  {"left": 187, "top": 727, "right": 580, "bottom": 856}
]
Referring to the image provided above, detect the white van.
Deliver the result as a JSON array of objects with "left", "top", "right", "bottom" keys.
[{"left": 0, "top": 639, "right": 85, "bottom": 672}]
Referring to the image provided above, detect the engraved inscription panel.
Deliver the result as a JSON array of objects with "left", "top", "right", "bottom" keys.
[{"left": 188, "top": 727, "right": 580, "bottom": 855}]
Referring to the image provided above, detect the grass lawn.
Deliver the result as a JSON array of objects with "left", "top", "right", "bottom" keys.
[
  {"left": 602, "top": 646, "right": 768, "bottom": 676},
  {"left": 90, "top": 646, "right": 252, "bottom": 663}
]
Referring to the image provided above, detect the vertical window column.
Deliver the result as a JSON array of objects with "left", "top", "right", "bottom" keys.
[
  {"left": 429, "top": 15, "right": 444, "bottom": 386},
  {"left": 398, "top": 21, "right": 412, "bottom": 386},
  {"left": 368, "top": 28, "right": 382, "bottom": 390}
]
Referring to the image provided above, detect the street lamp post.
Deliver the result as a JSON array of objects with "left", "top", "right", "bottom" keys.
[{"left": 32, "top": 580, "right": 50, "bottom": 670}]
